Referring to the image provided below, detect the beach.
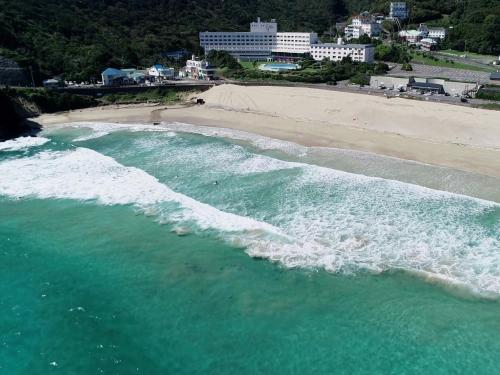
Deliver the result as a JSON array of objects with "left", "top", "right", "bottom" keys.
[{"left": 37, "top": 84, "right": 500, "bottom": 178}]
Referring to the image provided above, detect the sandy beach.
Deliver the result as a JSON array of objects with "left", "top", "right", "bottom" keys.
[{"left": 36, "top": 84, "right": 500, "bottom": 177}]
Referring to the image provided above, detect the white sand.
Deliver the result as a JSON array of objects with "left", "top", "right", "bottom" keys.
[{"left": 36, "top": 84, "right": 500, "bottom": 177}]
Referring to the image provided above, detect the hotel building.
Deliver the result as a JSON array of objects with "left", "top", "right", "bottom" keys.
[
  {"left": 199, "top": 18, "right": 318, "bottom": 61},
  {"left": 310, "top": 38, "right": 375, "bottom": 63}
]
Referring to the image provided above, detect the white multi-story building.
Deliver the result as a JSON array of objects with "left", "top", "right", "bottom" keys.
[
  {"left": 344, "top": 25, "right": 364, "bottom": 39},
  {"left": 310, "top": 39, "right": 375, "bottom": 63},
  {"left": 199, "top": 18, "right": 318, "bottom": 60},
  {"left": 400, "top": 24, "right": 446, "bottom": 45},
  {"left": 428, "top": 27, "right": 446, "bottom": 40},
  {"left": 183, "top": 56, "right": 217, "bottom": 80},
  {"left": 345, "top": 12, "right": 381, "bottom": 39},
  {"left": 389, "top": 2, "right": 409, "bottom": 20}
]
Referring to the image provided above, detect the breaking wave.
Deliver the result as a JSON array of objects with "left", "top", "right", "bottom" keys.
[
  {"left": 0, "top": 136, "right": 50, "bottom": 151},
  {"left": 1, "top": 126, "right": 499, "bottom": 297}
]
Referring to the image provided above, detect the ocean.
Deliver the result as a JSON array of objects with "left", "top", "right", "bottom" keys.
[{"left": 1, "top": 122, "right": 499, "bottom": 374}]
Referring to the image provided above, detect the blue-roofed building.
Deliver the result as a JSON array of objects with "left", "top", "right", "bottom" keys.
[{"left": 101, "top": 68, "right": 127, "bottom": 86}]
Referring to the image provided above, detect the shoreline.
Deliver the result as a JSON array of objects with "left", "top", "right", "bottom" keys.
[{"left": 35, "top": 84, "right": 500, "bottom": 179}]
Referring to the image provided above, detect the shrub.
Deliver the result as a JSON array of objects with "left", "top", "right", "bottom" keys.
[{"left": 350, "top": 73, "right": 370, "bottom": 86}]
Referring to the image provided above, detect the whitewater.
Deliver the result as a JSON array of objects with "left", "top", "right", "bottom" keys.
[{"left": 0, "top": 123, "right": 499, "bottom": 297}]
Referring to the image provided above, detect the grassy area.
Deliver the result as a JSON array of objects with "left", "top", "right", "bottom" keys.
[
  {"left": 410, "top": 53, "right": 493, "bottom": 72},
  {"left": 100, "top": 88, "right": 183, "bottom": 104},
  {"left": 475, "top": 103, "right": 500, "bottom": 111},
  {"left": 239, "top": 61, "right": 262, "bottom": 70},
  {"left": 440, "top": 49, "right": 497, "bottom": 60},
  {"left": 476, "top": 89, "right": 500, "bottom": 101}
]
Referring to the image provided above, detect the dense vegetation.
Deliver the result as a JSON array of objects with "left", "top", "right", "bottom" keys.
[
  {"left": 0, "top": 0, "right": 498, "bottom": 83},
  {"left": 101, "top": 88, "right": 187, "bottom": 104},
  {"left": 11, "top": 88, "right": 98, "bottom": 113},
  {"left": 476, "top": 88, "right": 500, "bottom": 101}
]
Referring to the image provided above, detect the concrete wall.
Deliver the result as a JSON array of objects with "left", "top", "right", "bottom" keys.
[{"left": 369, "top": 76, "right": 408, "bottom": 89}]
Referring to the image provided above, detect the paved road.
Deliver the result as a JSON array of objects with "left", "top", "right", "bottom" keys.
[{"left": 389, "top": 63, "right": 494, "bottom": 84}]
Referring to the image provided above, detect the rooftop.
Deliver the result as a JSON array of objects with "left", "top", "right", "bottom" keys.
[
  {"left": 312, "top": 43, "right": 372, "bottom": 48},
  {"left": 400, "top": 30, "right": 423, "bottom": 36},
  {"left": 102, "top": 68, "right": 125, "bottom": 76}
]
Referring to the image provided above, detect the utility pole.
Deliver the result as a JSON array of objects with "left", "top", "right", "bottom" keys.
[{"left": 29, "top": 66, "right": 35, "bottom": 87}]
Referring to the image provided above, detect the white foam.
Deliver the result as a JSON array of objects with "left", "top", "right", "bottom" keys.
[
  {"left": 242, "top": 164, "right": 500, "bottom": 296},
  {"left": 48, "top": 121, "right": 308, "bottom": 155},
  {"left": 165, "top": 121, "right": 308, "bottom": 155},
  {"left": 42, "top": 122, "right": 172, "bottom": 142},
  {"left": 0, "top": 147, "right": 287, "bottom": 239},
  {"left": 73, "top": 131, "right": 110, "bottom": 142},
  {"left": 0, "top": 136, "right": 50, "bottom": 151},
  {"left": 130, "top": 136, "right": 297, "bottom": 176},
  {"left": 8, "top": 124, "right": 500, "bottom": 296}
]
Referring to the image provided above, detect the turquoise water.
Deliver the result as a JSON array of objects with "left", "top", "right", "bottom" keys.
[
  {"left": 1, "top": 123, "right": 500, "bottom": 374},
  {"left": 259, "top": 63, "right": 299, "bottom": 72}
]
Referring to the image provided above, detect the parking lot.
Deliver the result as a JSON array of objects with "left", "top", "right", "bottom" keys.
[{"left": 389, "top": 64, "right": 493, "bottom": 84}]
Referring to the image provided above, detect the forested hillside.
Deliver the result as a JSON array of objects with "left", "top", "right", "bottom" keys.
[{"left": 0, "top": 0, "right": 498, "bottom": 82}]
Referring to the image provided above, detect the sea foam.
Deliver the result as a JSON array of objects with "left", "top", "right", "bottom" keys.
[
  {"left": 0, "top": 136, "right": 50, "bottom": 151},
  {"left": 3, "top": 124, "right": 500, "bottom": 297},
  {"left": 0, "top": 147, "right": 286, "bottom": 238}
]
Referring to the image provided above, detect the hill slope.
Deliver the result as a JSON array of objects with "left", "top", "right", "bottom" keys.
[{"left": 0, "top": 0, "right": 498, "bottom": 82}]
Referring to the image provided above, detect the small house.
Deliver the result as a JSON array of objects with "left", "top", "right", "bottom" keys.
[
  {"left": 148, "top": 64, "right": 175, "bottom": 81},
  {"left": 419, "top": 38, "right": 438, "bottom": 51}
]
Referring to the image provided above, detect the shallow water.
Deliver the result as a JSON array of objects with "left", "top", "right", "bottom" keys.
[{"left": 0, "top": 123, "right": 499, "bottom": 373}]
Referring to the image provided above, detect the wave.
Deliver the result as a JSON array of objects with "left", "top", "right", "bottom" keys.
[
  {"left": 0, "top": 147, "right": 287, "bottom": 239},
  {"left": 51, "top": 121, "right": 308, "bottom": 155},
  {"left": 3, "top": 126, "right": 500, "bottom": 297},
  {"left": 164, "top": 122, "right": 308, "bottom": 155},
  {"left": 0, "top": 136, "right": 50, "bottom": 151}
]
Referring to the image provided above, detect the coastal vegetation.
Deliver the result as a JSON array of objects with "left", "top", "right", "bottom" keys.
[
  {"left": 476, "top": 103, "right": 500, "bottom": 111},
  {"left": 100, "top": 89, "right": 189, "bottom": 104},
  {"left": 0, "top": 0, "right": 498, "bottom": 82},
  {"left": 476, "top": 88, "right": 500, "bottom": 102},
  {"left": 10, "top": 88, "right": 98, "bottom": 113},
  {"left": 375, "top": 44, "right": 410, "bottom": 64}
]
